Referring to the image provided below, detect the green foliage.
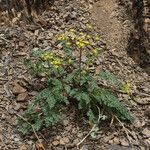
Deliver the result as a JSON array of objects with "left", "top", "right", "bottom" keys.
[{"left": 18, "top": 27, "right": 133, "bottom": 135}]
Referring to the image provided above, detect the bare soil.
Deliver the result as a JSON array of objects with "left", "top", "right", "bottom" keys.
[{"left": 0, "top": 0, "right": 150, "bottom": 150}]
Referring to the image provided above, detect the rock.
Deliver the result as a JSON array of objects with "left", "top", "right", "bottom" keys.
[
  {"left": 17, "top": 92, "right": 28, "bottom": 102},
  {"left": 55, "top": 136, "right": 61, "bottom": 140},
  {"left": 70, "top": 11, "right": 78, "bottom": 19},
  {"left": 59, "top": 139, "right": 65, "bottom": 145},
  {"left": 62, "top": 137, "right": 70, "bottom": 143},
  {"left": 103, "top": 134, "right": 114, "bottom": 143},
  {"left": 142, "top": 128, "right": 150, "bottom": 138},
  {"left": 73, "top": 139, "right": 80, "bottom": 145},
  {"left": 144, "top": 138, "right": 150, "bottom": 145},
  {"left": 19, "top": 41, "right": 25, "bottom": 47},
  {"left": 113, "top": 137, "right": 120, "bottom": 145},
  {"left": 134, "top": 118, "right": 144, "bottom": 128},
  {"left": 14, "top": 103, "right": 21, "bottom": 110},
  {"left": 120, "top": 139, "right": 129, "bottom": 146},
  {"left": 13, "top": 82, "right": 26, "bottom": 94},
  {"left": 77, "top": 132, "right": 83, "bottom": 138},
  {"left": 52, "top": 140, "right": 60, "bottom": 146}
]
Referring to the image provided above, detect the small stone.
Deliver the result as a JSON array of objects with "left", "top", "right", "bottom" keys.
[
  {"left": 19, "top": 41, "right": 25, "bottom": 47},
  {"left": 120, "top": 139, "right": 129, "bottom": 146},
  {"left": 52, "top": 140, "right": 60, "bottom": 146},
  {"left": 59, "top": 139, "right": 65, "bottom": 145},
  {"left": 55, "top": 136, "right": 61, "bottom": 140},
  {"left": 144, "top": 138, "right": 150, "bottom": 145},
  {"left": 103, "top": 135, "right": 114, "bottom": 143},
  {"left": 77, "top": 132, "right": 83, "bottom": 138},
  {"left": 73, "top": 139, "right": 80, "bottom": 145},
  {"left": 62, "top": 137, "right": 69, "bottom": 144},
  {"left": 142, "top": 128, "right": 150, "bottom": 138},
  {"left": 108, "top": 139, "right": 114, "bottom": 144},
  {"left": 113, "top": 137, "right": 120, "bottom": 145},
  {"left": 14, "top": 103, "right": 21, "bottom": 110},
  {"left": 134, "top": 118, "right": 143, "bottom": 128},
  {"left": 14, "top": 137, "right": 20, "bottom": 142},
  {"left": 17, "top": 92, "right": 28, "bottom": 102},
  {"left": 13, "top": 82, "right": 26, "bottom": 94}
]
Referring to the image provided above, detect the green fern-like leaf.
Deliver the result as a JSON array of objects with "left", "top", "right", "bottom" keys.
[
  {"left": 93, "top": 89, "right": 134, "bottom": 123},
  {"left": 99, "top": 70, "right": 122, "bottom": 89}
]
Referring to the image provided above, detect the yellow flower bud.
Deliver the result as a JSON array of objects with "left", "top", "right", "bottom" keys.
[
  {"left": 95, "top": 35, "right": 100, "bottom": 41},
  {"left": 66, "top": 42, "right": 71, "bottom": 46},
  {"left": 69, "top": 29, "right": 76, "bottom": 32},
  {"left": 68, "top": 59, "right": 73, "bottom": 64},
  {"left": 86, "top": 24, "right": 93, "bottom": 30},
  {"left": 82, "top": 70, "right": 87, "bottom": 74},
  {"left": 83, "top": 40, "right": 90, "bottom": 45},
  {"left": 92, "top": 49, "right": 98, "bottom": 55},
  {"left": 86, "top": 35, "right": 91, "bottom": 39}
]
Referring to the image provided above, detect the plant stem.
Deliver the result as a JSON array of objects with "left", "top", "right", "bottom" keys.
[{"left": 79, "top": 48, "right": 82, "bottom": 82}]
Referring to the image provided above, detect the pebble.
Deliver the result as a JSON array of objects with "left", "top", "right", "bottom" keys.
[{"left": 142, "top": 128, "right": 150, "bottom": 138}]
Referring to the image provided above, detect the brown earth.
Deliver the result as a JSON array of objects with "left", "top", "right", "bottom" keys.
[{"left": 0, "top": 0, "right": 150, "bottom": 150}]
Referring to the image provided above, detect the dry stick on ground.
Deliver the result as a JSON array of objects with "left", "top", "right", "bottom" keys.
[
  {"left": 0, "top": 36, "right": 11, "bottom": 43},
  {"left": 17, "top": 114, "right": 46, "bottom": 150},
  {"left": 76, "top": 106, "right": 101, "bottom": 149},
  {"left": 115, "top": 116, "right": 133, "bottom": 148}
]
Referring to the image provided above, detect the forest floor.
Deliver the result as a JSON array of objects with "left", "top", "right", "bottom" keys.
[{"left": 0, "top": 0, "right": 150, "bottom": 150}]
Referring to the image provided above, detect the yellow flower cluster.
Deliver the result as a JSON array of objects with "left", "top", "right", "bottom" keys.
[
  {"left": 42, "top": 52, "right": 53, "bottom": 61},
  {"left": 68, "top": 58, "right": 73, "bottom": 64},
  {"left": 57, "top": 34, "right": 66, "bottom": 41},
  {"left": 51, "top": 58, "right": 61, "bottom": 69},
  {"left": 86, "top": 24, "right": 93, "bottom": 30},
  {"left": 95, "top": 35, "right": 100, "bottom": 41},
  {"left": 76, "top": 35, "right": 90, "bottom": 48},
  {"left": 42, "top": 52, "right": 61, "bottom": 69},
  {"left": 92, "top": 49, "right": 98, "bottom": 56}
]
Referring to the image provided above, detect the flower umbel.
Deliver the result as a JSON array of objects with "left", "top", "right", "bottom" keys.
[{"left": 51, "top": 58, "right": 61, "bottom": 69}]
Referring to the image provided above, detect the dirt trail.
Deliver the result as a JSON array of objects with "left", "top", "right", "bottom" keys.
[{"left": 91, "top": 0, "right": 133, "bottom": 51}]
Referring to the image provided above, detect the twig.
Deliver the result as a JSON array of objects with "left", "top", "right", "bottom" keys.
[
  {"left": 115, "top": 116, "right": 132, "bottom": 148},
  {"left": 76, "top": 106, "right": 101, "bottom": 149},
  {"left": 17, "top": 114, "right": 46, "bottom": 150},
  {"left": 0, "top": 36, "right": 11, "bottom": 43},
  {"left": 79, "top": 48, "right": 82, "bottom": 82},
  {"left": 110, "top": 114, "right": 114, "bottom": 127},
  {"left": 76, "top": 124, "right": 97, "bottom": 149}
]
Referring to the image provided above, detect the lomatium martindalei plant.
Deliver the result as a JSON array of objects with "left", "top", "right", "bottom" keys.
[{"left": 19, "top": 25, "right": 133, "bottom": 135}]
